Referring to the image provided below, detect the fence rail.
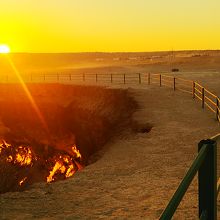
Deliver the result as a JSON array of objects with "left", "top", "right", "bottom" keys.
[{"left": 1, "top": 72, "right": 219, "bottom": 122}]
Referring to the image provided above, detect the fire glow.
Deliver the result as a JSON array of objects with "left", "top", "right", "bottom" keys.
[{"left": 0, "top": 139, "right": 83, "bottom": 192}]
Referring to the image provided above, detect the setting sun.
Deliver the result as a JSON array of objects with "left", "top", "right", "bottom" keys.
[{"left": 0, "top": 45, "right": 10, "bottom": 54}]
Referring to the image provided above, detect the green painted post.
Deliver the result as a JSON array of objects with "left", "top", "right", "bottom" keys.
[{"left": 198, "top": 139, "right": 217, "bottom": 220}]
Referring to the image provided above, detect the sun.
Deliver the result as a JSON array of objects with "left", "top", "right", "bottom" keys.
[{"left": 0, "top": 45, "right": 10, "bottom": 54}]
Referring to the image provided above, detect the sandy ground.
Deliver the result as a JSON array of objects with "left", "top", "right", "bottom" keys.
[{"left": 0, "top": 79, "right": 219, "bottom": 219}]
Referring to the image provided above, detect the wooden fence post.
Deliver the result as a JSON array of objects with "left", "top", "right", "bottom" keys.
[
  {"left": 216, "top": 98, "right": 219, "bottom": 122},
  {"left": 69, "top": 74, "right": 72, "bottom": 81},
  {"left": 124, "top": 74, "right": 126, "bottom": 84},
  {"left": 148, "top": 73, "right": 150, "bottom": 85},
  {"left": 160, "top": 74, "right": 162, "bottom": 87},
  {"left": 139, "top": 73, "right": 141, "bottom": 84},
  {"left": 202, "top": 88, "right": 205, "bottom": 108},
  {"left": 198, "top": 139, "right": 217, "bottom": 220},
  {"left": 193, "top": 82, "right": 195, "bottom": 98},
  {"left": 111, "top": 74, "right": 113, "bottom": 83},
  {"left": 173, "top": 77, "right": 176, "bottom": 91}
]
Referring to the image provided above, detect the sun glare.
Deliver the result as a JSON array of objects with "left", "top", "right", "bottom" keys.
[{"left": 0, "top": 45, "right": 10, "bottom": 54}]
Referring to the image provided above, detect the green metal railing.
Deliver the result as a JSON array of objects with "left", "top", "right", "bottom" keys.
[{"left": 160, "top": 134, "right": 220, "bottom": 220}]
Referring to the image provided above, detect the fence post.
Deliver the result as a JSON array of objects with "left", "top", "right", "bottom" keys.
[
  {"left": 57, "top": 74, "right": 59, "bottom": 81},
  {"left": 43, "top": 74, "right": 46, "bottom": 81},
  {"left": 96, "top": 74, "right": 98, "bottom": 82},
  {"left": 198, "top": 139, "right": 217, "bottom": 220},
  {"left": 148, "top": 73, "right": 150, "bottom": 85},
  {"left": 173, "top": 77, "right": 176, "bottom": 91},
  {"left": 202, "top": 88, "right": 205, "bottom": 108},
  {"left": 83, "top": 73, "right": 85, "bottom": 82},
  {"left": 69, "top": 74, "right": 72, "bottom": 81},
  {"left": 123, "top": 74, "right": 126, "bottom": 84},
  {"left": 111, "top": 74, "right": 113, "bottom": 83},
  {"left": 159, "top": 74, "right": 162, "bottom": 87},
  {"left": 216, "top": 98, "right": 219, "bottom": 122},
  {"left": 139, "top": 73, "right": 141, "bottom": 84},
  {"left": 193, "top": 82, "right": 195, "bottom": 98}
]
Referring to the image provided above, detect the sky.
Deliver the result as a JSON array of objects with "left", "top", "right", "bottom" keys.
[{"left": 0, "top": 0, "right": 220, "bottom": 52}]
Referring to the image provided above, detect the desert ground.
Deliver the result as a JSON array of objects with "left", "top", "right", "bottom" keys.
[{"left": 0, "top": 51, "right": 220, "bottom": 219}]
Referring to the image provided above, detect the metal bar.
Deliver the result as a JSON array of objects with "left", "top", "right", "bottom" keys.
[
  {"left": 204, "top": 102, "right": 216, "bottom": 114},
  {"left": 160, "top": 144, "right": 208, "bottom": 220},
  {"left": 198, "top": 139, "right": 217, "bottom": 220},
  {"left": 177, "top": 88, "right": 192, "bottom": 94},
  {"left": 195, "top": 93, "right": 202, "bottom": 101},
  {"left": 205, "top": 96, "right": 216, "bottom": 106},
  {"left": 195, "top": 82, "right": 203, "bottom": 88},
  {"left": 204, "top": 89, "right": 217, "bottom": 99},
  {"left": 202, "top": 88, "right": 205, "bottom": 108},
  {"left": 195, "top": 87, "right": 202, "bottom": 94},
  {"left": 176, "top": 77, "right": 193, "bottom": 83}
]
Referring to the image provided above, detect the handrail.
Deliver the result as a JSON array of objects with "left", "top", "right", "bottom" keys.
[
  {"left": 160, "top": 138, "right": 218, "bottom": 220},
  {"left": 159, "top": 144, "right": 208, "bottom": 219}
]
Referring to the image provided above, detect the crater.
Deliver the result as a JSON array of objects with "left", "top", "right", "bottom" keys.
[{"left": 0, "top": 84, "right": 137, "bottom": 193}]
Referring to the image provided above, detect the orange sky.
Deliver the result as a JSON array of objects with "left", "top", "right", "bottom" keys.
[{"left": 0, "top": 0, "right": 220, "bottom": 52}]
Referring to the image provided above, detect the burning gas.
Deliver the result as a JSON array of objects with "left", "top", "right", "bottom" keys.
[
  {"left": 0, "top": 139, "right": 83, "bottom": 193},
  {"left": 47, "top": 144, "right": 82, "bottom": 183}
]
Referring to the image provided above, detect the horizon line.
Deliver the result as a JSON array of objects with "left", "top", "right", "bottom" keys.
[{"left": 7, "top": 49, "right": 220, "bottom": 54}]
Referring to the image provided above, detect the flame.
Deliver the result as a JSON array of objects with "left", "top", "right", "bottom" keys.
[
  {"left": 72, "top": 145, "right": 82, "bottom": 159},
  {"left": 1, "top": 140, "right": 83, "bottom": 187},
  {"left": 19, "top": 177, "right": 27, "bottom": 186},
  {"left": 15, "top": 146, "right": 33, "bottom": 166},
  {"left": 0, "top": 140, "right": 35, "bottom": 166},
  {"left": 47, "top": 145, "right": 82, "bottom": 183}
]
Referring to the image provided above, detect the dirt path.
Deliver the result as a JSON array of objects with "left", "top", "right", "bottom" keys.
[{"left": 0, "top": 85, "right": 219, "bottom": 219}]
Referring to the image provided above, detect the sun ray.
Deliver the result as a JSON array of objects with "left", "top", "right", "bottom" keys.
[{"left": 5, "top": 55, "right": 50, "bottom": 136}]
